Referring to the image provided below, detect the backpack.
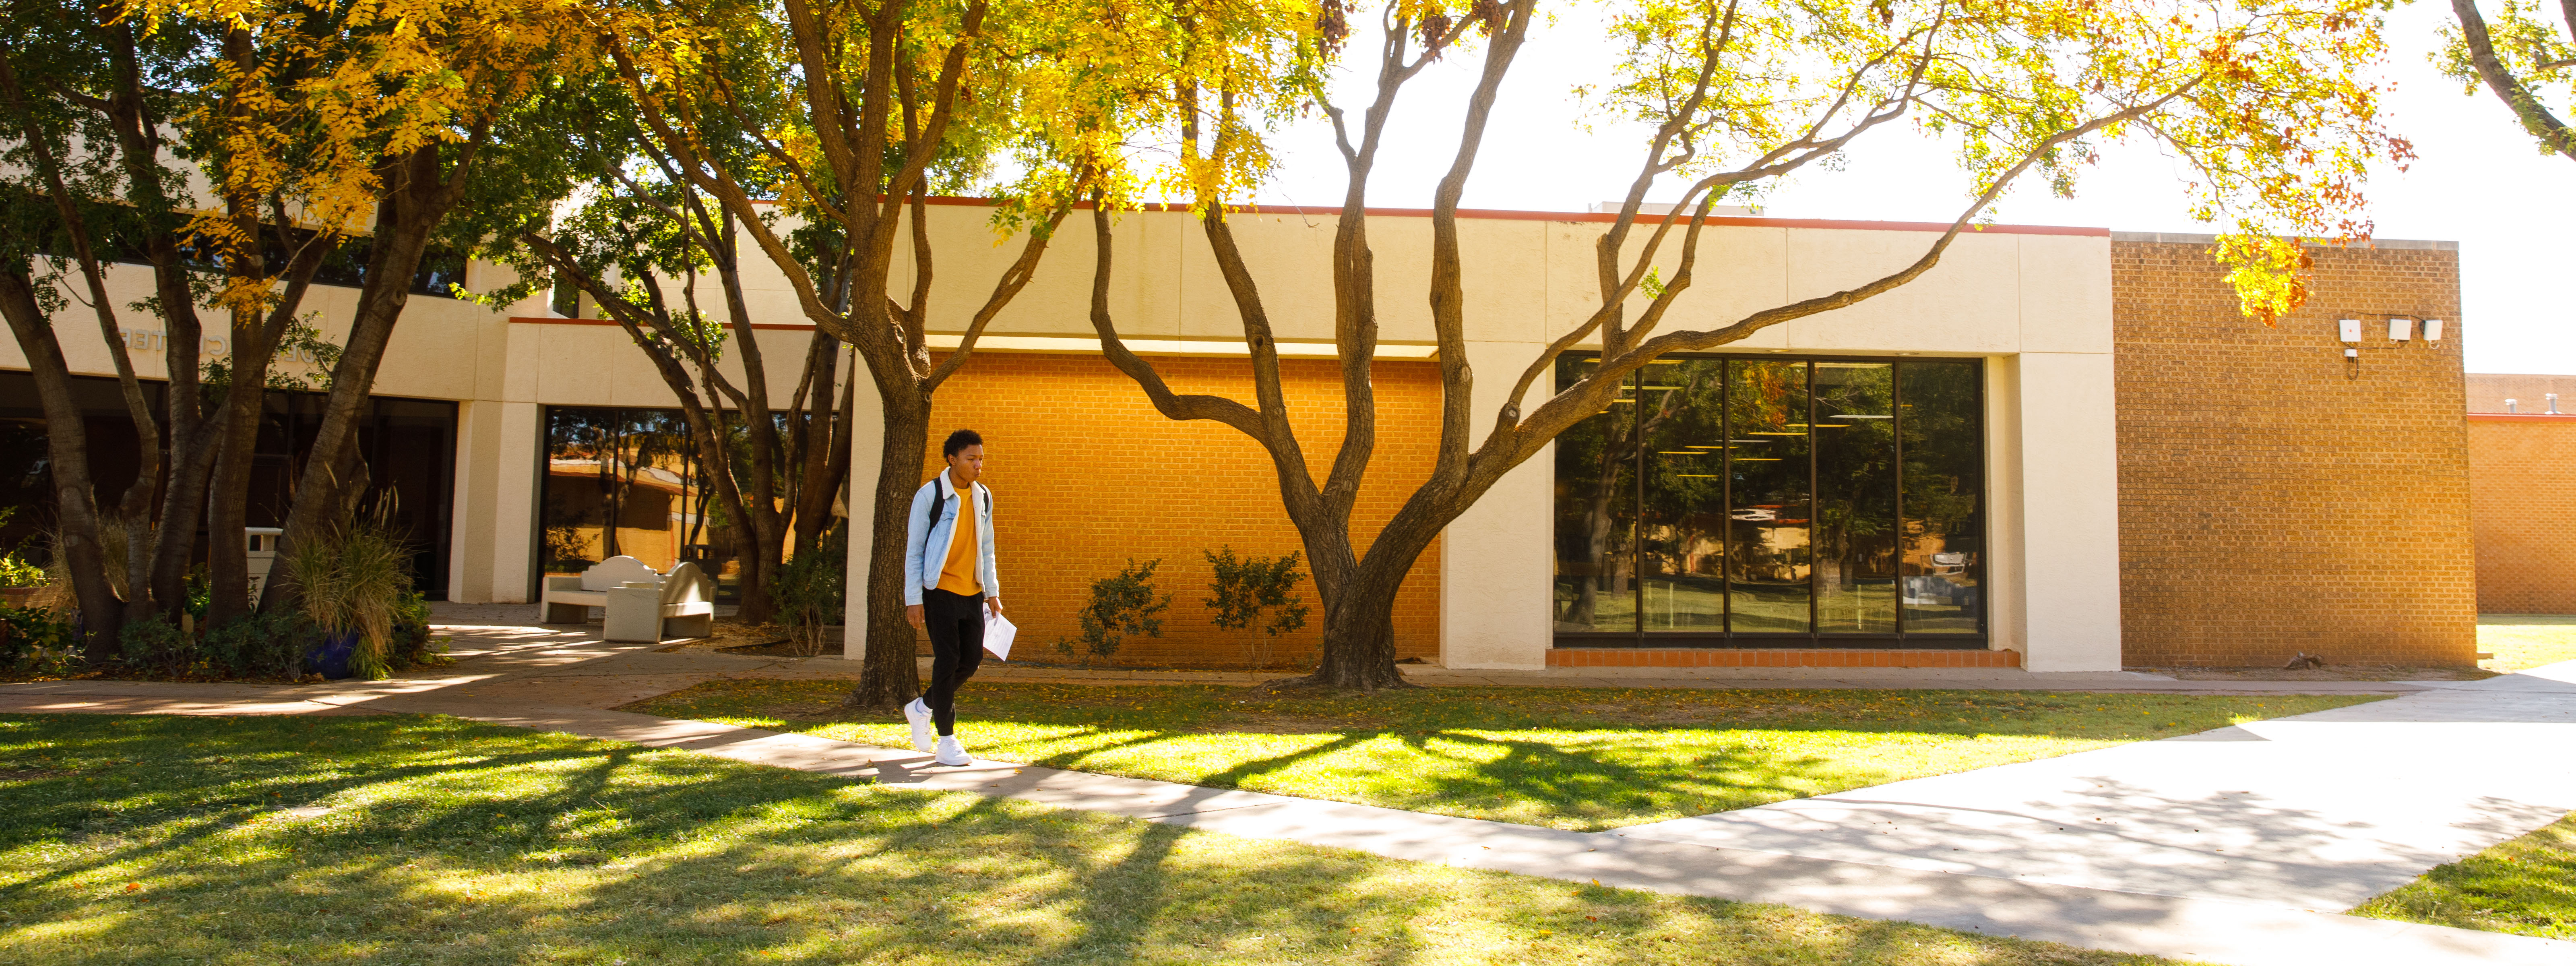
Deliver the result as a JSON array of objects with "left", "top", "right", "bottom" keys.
[{"left": 920, "top": 476, "right": 987, "bottom": 563}]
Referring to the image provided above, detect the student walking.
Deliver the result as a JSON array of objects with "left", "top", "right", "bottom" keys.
[{"left": 903, "top": 429, "right": 1003, "bottom": 767}]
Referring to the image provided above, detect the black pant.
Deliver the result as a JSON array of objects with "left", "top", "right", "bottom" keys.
[{"left": 921, "top": 589, "right": 986, "bottom": 736}]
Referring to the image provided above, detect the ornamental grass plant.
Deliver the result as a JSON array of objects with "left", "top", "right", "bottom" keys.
[{"left": 285, "top": 505, "right": 413, "bottom": 680}]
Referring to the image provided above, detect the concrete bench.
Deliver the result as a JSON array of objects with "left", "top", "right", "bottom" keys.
[
  {"left": 539, "top": 556, "right": 664, "bottom": 624},
  {"left": 605, "top": 561, "right": 717, "bottom": 642}
]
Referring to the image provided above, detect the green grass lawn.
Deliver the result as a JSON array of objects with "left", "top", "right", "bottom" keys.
[
  {"left": 2351, "top": 809, "right": 2576, "bottom": 940},
  {"left": 2346, "top": 617, "right": 2576, "bottom": 939},
  {"left": 0, "top": 713, "right": 2200, "bottom": 966},
  {"left": 628, "top": 681, "right": 2380, "bottom": 831},
  {"left": 2477, "top": 615, "right": 2576, "bottom": 673}
]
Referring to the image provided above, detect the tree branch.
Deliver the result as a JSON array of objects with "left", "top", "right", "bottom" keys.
[
  {"left": 1082, "top": 206, "right": 1266, "bottom": 436},
  {"left": 2454, "top": 0, "right": 2576, "bottom": 160}
]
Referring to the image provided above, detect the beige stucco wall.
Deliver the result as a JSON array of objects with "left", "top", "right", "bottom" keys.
[
  {"left": 12, "top": 202, "right": 2121, "bottom": 671},
  {"left": 833, "top": 204, "right": 2121, "bottom": 672}
]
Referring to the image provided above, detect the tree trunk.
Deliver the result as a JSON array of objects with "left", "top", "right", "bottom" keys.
[
  {"left": 138, "top": 243, "right": 214, "bottom": 618},
  {"left": 205, "top": 218, "right": 327, "bottom": 626},
  {"left": 845, "top": 390, "right": 930, "bottom": 711},
  {"left": 202, "top": 343, "right": 273, "bottom": 627},
  {"left": 0, "top": 269, "right": 124, "bottom": 652},
  {"left": 1301, "top": 562, "right": 1411, "bottom": 691},
  {"left": 791, "top": 341, "right": 854, "bottom": 552},
  {"left": 262, "top": 188, "right": 439, "bottom": 614}
]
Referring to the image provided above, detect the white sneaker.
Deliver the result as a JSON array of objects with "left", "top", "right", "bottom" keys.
[
  {"left": 903, "top": 699, "right": 934, "bottom": 752},
  {"left": 934, "top": 735, "right": 973, "bottom": 767}
]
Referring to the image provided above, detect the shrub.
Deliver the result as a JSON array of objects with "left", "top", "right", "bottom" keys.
[
  {"left": 771, "top": 525, "right": 847, "bottom": 656},
  {"left": 0, "top": 553, "right": 45, "bottom": 589},
  {"left": 1055, "top": 558, "right": 1169, "bottom": 665},
  {"left": 388, "top": 588, "right": 448, "bottom": 669},
  {"left": 0, "top": 605, "right": 77, "bottom": 673},
  {"left": 200, "top": 610, "right": 314, "bottom": 681},
  {"left": 118, "top": 614, "right": 192, "bottom": 678},
  {"left": 1204, "top": 546, "right": 1310, "bottom": 669}
]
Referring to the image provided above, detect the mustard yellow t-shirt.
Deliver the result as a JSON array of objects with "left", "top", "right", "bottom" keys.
[{"left": 935, "top": 481, "right": 980, "bottom": 596}]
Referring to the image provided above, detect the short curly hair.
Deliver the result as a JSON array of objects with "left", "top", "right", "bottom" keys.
[{"left": 942, "top": 428, "right": 984, "bottom": 458}]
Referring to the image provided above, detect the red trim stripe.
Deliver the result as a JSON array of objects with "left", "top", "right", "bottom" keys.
[
  {"left": 2468, "top": 413, "right": 2576, "bottom": 422},
  {"left": 757, "top": 194, "right": 2109, "bottom": 237},
  {"left": 510, "top": 316, "right": 814, "bottom": 331},
  {"left": 1543, "top": 648, "right": 2023, "bottom": 668}
]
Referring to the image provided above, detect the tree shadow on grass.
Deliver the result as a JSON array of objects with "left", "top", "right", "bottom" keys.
[
  {"left": 0, "top": 713, "right": 2178, "bottom": 966},
  {"left": 0, "top": 713, "right": 642, "bottom": 901},
  {"left": 645, "top": 680, "right": 2352, "bottom": 831},
  {"left": 959, "top": 717, "right": 1851, "bottom": 830}
]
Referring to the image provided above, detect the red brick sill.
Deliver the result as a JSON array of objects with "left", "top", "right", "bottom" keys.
[{"left": 1546, "top": 648, "right": 2021, "bottom": 669}]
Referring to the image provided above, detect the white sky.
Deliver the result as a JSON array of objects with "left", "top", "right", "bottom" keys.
[{"left": 1244, "top": 2, "right": 2574, "bottom": 374}]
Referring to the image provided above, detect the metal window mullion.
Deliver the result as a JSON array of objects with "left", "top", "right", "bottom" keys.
[
  {"left": 1893, "top": 362, "right": 1906, "bottom": 639},
  {"left": 1805, "top": 360, "right": 1818, "bottom": 641},
  {"left": 1720, "top": 358, "right": 1734, "bottom": 643},
  {"left": 1630, "top": 368, "right": 1645, "bottom": 644},
  {"left": 1971, "top": 359, "right": 1988, "bottom": 637}
]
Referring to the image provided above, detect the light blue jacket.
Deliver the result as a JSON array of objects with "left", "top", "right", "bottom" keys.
[{"left": 903, "top": 473, "right": 998, "bottom": 606}]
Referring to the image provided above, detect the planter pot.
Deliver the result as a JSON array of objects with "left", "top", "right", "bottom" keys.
[{"left": 304, "top": 629, "right": 360, "bottom": 680}]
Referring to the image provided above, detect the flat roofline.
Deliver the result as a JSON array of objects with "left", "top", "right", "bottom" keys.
[
  {"left": 2111, "top": 230, "right": 2458, "bottom": 251},
  {"left": 875, "top": 194, "right": 2115, "bottom": 238}
]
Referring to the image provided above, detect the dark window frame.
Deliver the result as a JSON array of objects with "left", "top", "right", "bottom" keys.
[
  {"left": 1551, "top": 352, "right": 1988, "bottom": 650},
  {"left": 532, "top": 403, "right": 767, "bottom": 604}
]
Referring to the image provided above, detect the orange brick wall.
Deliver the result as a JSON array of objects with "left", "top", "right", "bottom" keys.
[
  {"left": 918, "top": 353, "right": 1442, "bottom": 668},
  {"left": 2468, "top": 416, "right": 2576, "bottom": 614},
  {"left": 2111, "top": 239, "right": 2477, "bottom": 668}
]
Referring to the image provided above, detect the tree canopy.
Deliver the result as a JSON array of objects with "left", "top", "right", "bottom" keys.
[{"left": 1071, "top": 0, "right": 2410, "bottom": 687}]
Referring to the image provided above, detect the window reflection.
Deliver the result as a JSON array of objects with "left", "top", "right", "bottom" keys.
[
  {"left": 1721, "top": 363, "right": 1824, "bottom": 636},
  {"left": 541, "top": 406, "right": 746, "bottom": 602},
  {"left": 1641, "top": 360, "right": 1727, "bottom": 631},
  {"left": 1551, "top": 358, "right": 1637, "bottom": 632},
  {"left": 1898, "top": 362, "right": 1983, "bottom": 633},
  {"left": 1814, "top": 363, "right": 1898, "bottom": 633},
  {"left": 1549, "top": 354, "right": 1982, "bottom": 643},
  {"left": 1726, "top": 359, "right": 1812, "bottom": 633}
]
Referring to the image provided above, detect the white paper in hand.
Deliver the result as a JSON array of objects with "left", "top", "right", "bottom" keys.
[{"left": 983, "top": 610, "right": 1017, "bottom": 660}]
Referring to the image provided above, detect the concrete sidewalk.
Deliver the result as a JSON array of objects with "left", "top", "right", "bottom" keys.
[
  {"left": 3, "top": 618, "right": 2569, "bottom": 966},
  {"left": 1623, "top": 663, "right": 2576, "bottom": 931}
]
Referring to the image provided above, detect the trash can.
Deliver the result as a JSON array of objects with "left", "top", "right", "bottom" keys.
[{"left": 246, "top": 527, "right": 284, "bottom": 600}]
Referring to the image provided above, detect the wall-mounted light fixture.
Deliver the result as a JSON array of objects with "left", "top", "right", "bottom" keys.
[
  {"left": 2425, "top": 319, "right": 2446, "bottom": 341},
  {"left": 2390, "top": 318, "right": 2415, "bottom": 342}
]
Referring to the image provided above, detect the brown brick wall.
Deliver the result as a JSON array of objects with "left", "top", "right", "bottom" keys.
[
  {"left": 919, "top": 353, "right": 1441, "bottom": 668},
  {"left": 2112, "top": 240, "right": 2477, "bottom": 667},
  {"left": 2468, "top": 416, "right": 2576, "bottom": 613}
]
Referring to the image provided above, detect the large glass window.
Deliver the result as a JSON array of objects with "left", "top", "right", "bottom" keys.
[
  {"left": 0, "top": 372, "right": 456, "bottom": 598},
  {"left": 1641, "top": 359, "right": 1727, "bottom": 632},
  {"left": 1725, "top": 359, "right": 1814, "bottom": 633},
  {"left": 1551, "top": 358, "right": 1638, "bottom": 633},
  {"left": 539, "top": 406, "right": 746, "bottom": 602},
  {"left": 1898, "top": 362, "right": 1984, "bottom": 634},
  {"left": 1814, "top": 362, "right": 1898, "bottom": 633},
  {"left": 1553, "top": 355, "right": 1983, "bottom": 645}
]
